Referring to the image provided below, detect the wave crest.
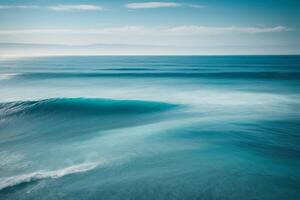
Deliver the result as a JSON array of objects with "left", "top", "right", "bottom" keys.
[
  {"left": 0, "top": 97, "right": 177, "bottom": 118},
  {"left": 0, "top": 73, "right": 20, "bottom": 81},
  {"left": 0, "top": 162, "right": 98, "bottom": 191}
]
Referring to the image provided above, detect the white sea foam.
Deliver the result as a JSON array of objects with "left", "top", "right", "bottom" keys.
[
  {"left": 0, "top": 151, "right": 24, "bottom": 168},
  {"left": 0, "top": 73, "right": 20, "bottom": 80},
  {"left": 0, "top": 162, "right": 98, "bottom": 190}
]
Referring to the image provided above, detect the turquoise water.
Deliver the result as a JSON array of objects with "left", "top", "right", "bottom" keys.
[{"left": 0, "top": 56, "right": 300, "bottom": 199}]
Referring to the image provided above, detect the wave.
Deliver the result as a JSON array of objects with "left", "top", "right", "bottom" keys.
[
  {"left": 14, "top": 71, "right": 300, "bottom": 80},
  {"left": 0, "top": 97, "right": 177, "bottom": 118},
  {"left": 0, "top": 73, "right": 20, "bottom": 81},
  {"left": 0, "top": 162, "right": 98, "bottom": 191},
  {"left": 0, "top": 98, "right": 178, "bottom": 143}
]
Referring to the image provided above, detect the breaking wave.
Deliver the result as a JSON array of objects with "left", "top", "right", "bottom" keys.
[{"left": 0, "top": 162, "right": 98, "bottom": 191}]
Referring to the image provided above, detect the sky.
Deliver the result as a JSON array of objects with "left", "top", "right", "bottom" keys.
[{"left": 0, "top": 0, "right": 299, "bottom": 55}]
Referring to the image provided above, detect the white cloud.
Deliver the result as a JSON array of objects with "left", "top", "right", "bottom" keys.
[
  {"left": 0, "top": 26, "right": 289, "bottom": 35},
  {"left": 0, "top": 5, "right": 39, "bottom": 9},
  {"left": 164, "top": 25, "right": 289, "bottom": 34},
  {"left": 0, "top": 3, "right": 203, "bottom": 11},
  {"left": 0, "top": 4, "right": 103, "bottom": 11},
  {"left": 187, "top": 4, "right": 206, "bottom": 8},
  {"left": 49, "top": 4, "right": 103, "bottom": 11},
  {"left": 126, "top": 2, "right": 181, "bottom": 9},
  {"left": 125, "top": 2, "right": 205, "bottom": 9}
]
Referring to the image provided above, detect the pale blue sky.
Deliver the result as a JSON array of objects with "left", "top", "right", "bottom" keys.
[{"left": 0, "top": 0, "right": 299, "bottom": 55}]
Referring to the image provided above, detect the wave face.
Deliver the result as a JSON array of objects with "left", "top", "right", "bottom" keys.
[
  {"left": 0, "top": 98, "right": 177, "bottom": 118},
  {"left": 0, "top": 56, "right": 300, "bottom": 200},
  {"left": 0, "top": 98, "right": 177, "bottom": 144}
]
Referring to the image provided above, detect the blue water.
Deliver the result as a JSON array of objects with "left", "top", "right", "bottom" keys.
[{"left": 0, "top": 56, "right": 299, "bottom": 200}]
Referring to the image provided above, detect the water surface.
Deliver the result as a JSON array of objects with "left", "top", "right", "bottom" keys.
[{"left": 0, "top": 56, "right": 299, "bottom": 200}]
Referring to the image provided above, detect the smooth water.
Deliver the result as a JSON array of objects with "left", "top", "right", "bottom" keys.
[{"left": 0, "top": 56, "right": 299, "bottom": 200}]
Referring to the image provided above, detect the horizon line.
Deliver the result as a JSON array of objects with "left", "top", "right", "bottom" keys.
[{"left": 1, "top": 54, "right": 300, "bottom": 58}]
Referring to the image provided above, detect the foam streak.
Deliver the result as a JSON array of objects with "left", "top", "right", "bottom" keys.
[{"left": 0, "top": 162, "right": 98, "bottom": 190}]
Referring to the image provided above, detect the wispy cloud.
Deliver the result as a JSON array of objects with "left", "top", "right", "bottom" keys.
[
  {"left": 126, "top": 2, "right": 180, "bottom": 9},
  {"left": 0, "top": 5, "right": 40, "bottom": 9},
  {"left": 0, "top": 4, "right": 103, "bottom": 11},
  {"left": 164, "top": 25, "right": 289, "bottom": 34},
  {"left": 188, "top": 4, "right": 206, "bottom": 9},
  {"left": 0, "top": 26, "right": 289, "bottom": 35},
  {"left": 0, "top": 3, "right": 203, "bottom": 11},
  {"left": 125, "top": 2, "right": 205, "bottom": 9},
  {"left": 49, "top": 4, "right": 103, "bottom": 11}
]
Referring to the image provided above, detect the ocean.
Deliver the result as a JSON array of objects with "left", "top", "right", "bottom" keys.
[{"left": 0, "top": 56, "right": 299, "bottom": 199}]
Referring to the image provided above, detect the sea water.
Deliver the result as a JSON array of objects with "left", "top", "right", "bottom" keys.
[{"left": 0, "top": 56, "right": 299, "bottom": 199}]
